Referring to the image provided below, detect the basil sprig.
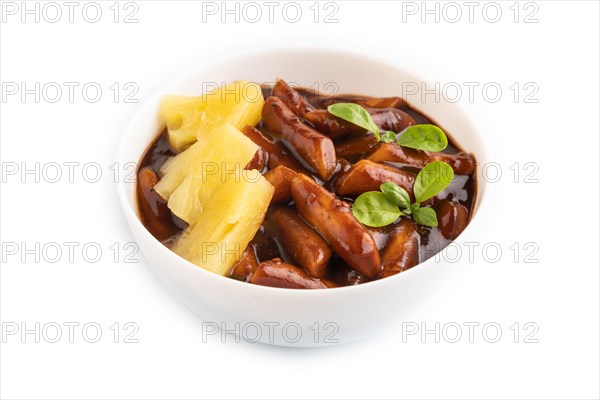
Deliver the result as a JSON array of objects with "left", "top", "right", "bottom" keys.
[
  {"left": 327, "top": 103, "right": 448, "bottom": 151},
  {"left": 397, "top": 124, "right": 448, "bottom": 152},
  {"left": 352, "top": 161, "right": 454, "bottom": 228},
  {"left": 328, "top": 103, "right": 391, "bottom": 142},
  {"left": 413, "top": 161, "right": 455, "bottom": 203},
  {"left": 352, "top": 191, "right": 402, "bottom": 227}
]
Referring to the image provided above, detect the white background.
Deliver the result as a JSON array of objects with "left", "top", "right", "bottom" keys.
[{"left": 1, "top": 1, "right": 599, "bottom": 399}]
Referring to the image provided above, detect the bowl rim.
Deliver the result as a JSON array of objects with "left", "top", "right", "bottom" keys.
[{"left": 116, "top": 45, "right": 491, "bottom": 296}]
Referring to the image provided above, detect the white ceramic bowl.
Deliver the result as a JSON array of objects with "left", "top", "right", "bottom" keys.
[{"left": 116, "top": 48, "right": 489, "bottom": 347}]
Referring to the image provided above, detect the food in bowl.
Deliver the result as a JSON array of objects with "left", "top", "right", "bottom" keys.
[{"left": 136, "top": 79, "right": 477, "bottom": 289}]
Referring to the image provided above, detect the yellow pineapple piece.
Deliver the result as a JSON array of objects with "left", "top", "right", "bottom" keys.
[
  {"left": 160, "top": 96, "right": 207, "bottom": 153},
  {"left": 160, "top": 81, "right": 264, "bottom": 153},
  {"left": 168, "top": 168, "right": 260, "bottom": 226},
  {"left": 171, "top": 171, "right": 274, "bottom": 276},
  {"left": 197, "top": 81, "right": 264, "bottom": 138},
  {"left": 154, "top": 123, "right": 258, "bottom": 203}
]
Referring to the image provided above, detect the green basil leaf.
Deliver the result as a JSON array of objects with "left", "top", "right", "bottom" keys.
[
  {"left": 413, "top": 207, "right": 438, "bottom": 227},
  {"left": 380, "top": 182, "right": 410, "bottom": 209},
  {"left": 352, "top": 191, "right": 402, "bottom": 227},
  {"left": 381, "top": 131, "right": 396, "bottom": 143},
  {"left": 397, "top": 124, "right": 448, "bottom": 152},
  {"left": 410, "top": 203, "right": 421, "bottom": 213},
  {"left": 327, "top": 103, "right": 380, "bottom": 137},
  {"left": 413, "top": 161, "right": 454, "bottom": 203}
]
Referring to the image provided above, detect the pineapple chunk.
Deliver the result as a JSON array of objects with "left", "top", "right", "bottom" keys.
[
  {"left": 171, "top": 171, "right": 274, "bottom": 276},
  {"left": 160, "top": 81, "right": 265, "bottom": 153},
  {"left": 198, "top": 81, "right": 264, "bottom": 138},
  {"left": 160, "top": 96, "right": 207, "bottom": 153},
  {"left": 168, "top": 168, "right": 256, "bottom": 226},
  {"left": 154, "top": 123, "right": 258, "bottom": 204}
]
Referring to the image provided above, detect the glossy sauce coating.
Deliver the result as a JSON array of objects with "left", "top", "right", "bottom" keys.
[
  {"left": 250, "top": 258, "right": 332, "bottom": 289},
  {"left": 380, "top": 219, "right": 420, "bottom": 278},
  {"left": 262, "top": 97, "right": 337, "bottom": 180},
  {"left": 291, "top": 174, "right": 381, "bottom": 278},
  {"left": 263, "top": 165, "right": 298, "bottom": 204},
  {"left": 334, "top": 159, "right": 415, "bottom": 198},
  {"left": 136, "top": 82, "right": 477, "bottom": 288},
  {"left": 266, "top": 206, "right": 333, "bottom": 278}
]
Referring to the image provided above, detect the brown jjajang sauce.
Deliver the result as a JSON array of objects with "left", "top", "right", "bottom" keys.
[{"left": 136, "top": 80, "right": 477, "bottom": 289}]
